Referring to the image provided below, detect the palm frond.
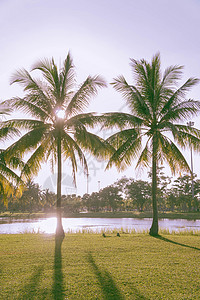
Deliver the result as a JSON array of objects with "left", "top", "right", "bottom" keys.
[
  {"left": 62, "top": 132, "right": 88, "bottom": 183},
  {"left": 135, "top": 137, "right": 151, "bottom": 171},
  {"left": 158, "top": 134, "right": 190, "bottom": 175},
  {"left": 21, "top": 138, "right": 52, "bottom": 180},
  {"left": 0, "top": 151, "right": 24, "bottom": 186},
  {"left": 160, "top": 99, "right": 200, "bottom": 123},
  {"left": 11, "top": 69, "right": 52, "bottom": 113},
  {"left": 60, "top": 52, "right": 76, "bottom": 102},
  {"left": 169, "top": 124, "right": 200, "bottom": 152},
  {"left": 6, "top": 126, "right": 48, "bottom": 158},
  {"left": 65, "top": 113, "right": 98, "bottom": 129},
  {"left": 67, "top": 75, "right": 107, "bottom": 116},
  {"left": 161, "top": 65, "right": 183, "bottom": 88},
  {"left": 99, "top": 112, "right": 144, "bottom": 129},
  {"left": 106, "top": 128, "right": 138, "bottom": 149},
  {"left": 5, "top": 96, "right": 51, "bottom": 120},
  {"left": 0, "top": 126, "right": 20, "bottom": 141},
  {"left": 74, "top": 127, "right": 114, "bottom": 160},
  {"left": 0, "top": 174, "right": 15, "bottom": 206},
  {"left": 106, "top": 131, "right": 142, "bottom": 171},
  {"left": 32, "top": 58, "right": 58, "bottom": 90},
  {"left": 130, "top": 53, "right": 162, "bottom": 110},
  {"left": 160, "top": 78, "right": 200, "bottom": 117},
  {"left": 2, "top": 119, "right": 49, "bottom": 131},
  {"left": 111, "top": 75, "right": 152, "bottom": 121},
  {"left": 0, "top": 103, "right": 11, "bottom": 115}
]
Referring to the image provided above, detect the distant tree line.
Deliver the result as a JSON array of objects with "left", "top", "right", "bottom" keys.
[{"left": 1, "top": 172, "right": 200, "bottom": 213}]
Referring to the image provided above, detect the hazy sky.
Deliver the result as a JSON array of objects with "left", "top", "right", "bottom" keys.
[{"left": 1, "top": 0, "right": 200, "bottom": 195}]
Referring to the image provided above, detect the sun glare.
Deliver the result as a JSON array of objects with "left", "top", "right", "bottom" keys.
[{"left": 56, "top": 108, "right": 65, "bottom": 119}]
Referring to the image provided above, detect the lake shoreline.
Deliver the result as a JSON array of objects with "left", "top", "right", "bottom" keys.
[{"left": 0, "top": 211, "right": 200, "bottom": 220}]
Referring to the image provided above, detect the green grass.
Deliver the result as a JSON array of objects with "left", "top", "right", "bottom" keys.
[{"left": 0, "top": 233, "right": 200, "bottom": 299}]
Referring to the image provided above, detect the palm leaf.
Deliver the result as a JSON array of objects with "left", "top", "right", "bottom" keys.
[
  {"left": 111, "top": 75, "right": 152, "bottom": 121},
  {"left": 62, "top": 132, "right": 89, "bottom": 183},
  {"left": 74, "top": 126, "right": 114, "bottom": 160},
  {"left": 21, "top": 137, "right": 52, "bottom": 180},
  {"left": 10, "top": 69, "right": 52, "bottom": 113},
  {"left": 106, "top": 131, "right": 142, "bottom": 171},
  {"left": 60, "top": 52, "right": 76, "bottom": 102},
  {"left": 135, "top": 137, "right": 151, "bottom": 171},
  {"left": 5, "top": 97, "right": 51, "bottom": 120},
  {"left": 0, "top": 126, "right": 20, "bottom": 141},
  {"left": 161, "top": 65, "right": 183, "bottom": 88},
  {"left": 67, "top": 75, "right": 106, "bottom": 116},
  {"left": 2, "top": 119, "right": 49, "bottom": 131},
  {"left": 160, "top": 78, "right": 200, "bottom": 117},
  {"left": 158, "top": 134, "right": 190, "bottom": 175},
  {"left": 6, "top": 126, "right": 48, "bottom": 158}
]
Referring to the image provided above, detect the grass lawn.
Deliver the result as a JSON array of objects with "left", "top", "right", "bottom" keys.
[{"left": 0, "top": 233, "right": 200, "bottom": 299}]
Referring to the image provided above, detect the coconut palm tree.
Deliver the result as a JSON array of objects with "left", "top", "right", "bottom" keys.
[
  {"left": 3, "top": 52, "right": 110, "bottom": 237},
  {"left": 102, "top": 53, "right": 200, "bottom": 236}
]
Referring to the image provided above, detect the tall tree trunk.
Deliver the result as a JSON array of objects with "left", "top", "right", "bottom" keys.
[
  {"left": 56, "top": 134, "right": 65, "bottom": 238},
  {"left": 149, "top": 135, "right": 159, "bottom": 236}
]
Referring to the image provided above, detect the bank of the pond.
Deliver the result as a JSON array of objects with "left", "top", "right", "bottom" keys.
[
  {"left": 0, "top": 233, "right": 200, "bottom": 299},
  {"left": 1, "top": 211, "right": 200, "bottom": 220}
]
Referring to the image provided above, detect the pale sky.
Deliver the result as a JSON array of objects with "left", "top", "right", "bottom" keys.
[{"left": 1, "top": 0, "right": 200, "bottom": 195}]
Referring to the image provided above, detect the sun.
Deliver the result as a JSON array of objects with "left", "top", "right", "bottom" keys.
[{"left": 55, "top": 108, "right": 65, "bottom": 119}]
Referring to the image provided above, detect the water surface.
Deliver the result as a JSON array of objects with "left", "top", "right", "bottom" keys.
[{"left": 0, "top": 217, "right": 199, "bottom": 234}]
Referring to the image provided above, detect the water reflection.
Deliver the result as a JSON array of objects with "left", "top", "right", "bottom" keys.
[{"left": 0, "top": 217, "right": 199, "bottom": 234}]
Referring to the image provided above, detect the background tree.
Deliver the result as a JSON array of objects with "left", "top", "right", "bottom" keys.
[
  {"left": 42, "top": 189, "right": 56, "bottom": 212},
  {"left": 14, "top": 180, "right": 42, "bottom": 212},
  {"left": 87, "top": 192, "right": 101, "bottom": 212},
  {"left": 126, "top": 179, "right": 151, "bottom": 212},
  {"left": 3, "top": 52, "right": 109, "bottom": 237},
  {"left": 148, "top": 167, "right": 172, "bottom": 212},
  {"left": 171, "top": 174, "right": 200, "bottom": 211},
  {"left": 102, "top": 53, "right": 200, "bottom": 235},
  {"left": 62, "top": 194, "right": 82, "bottom": 213},
  {"left": 99, "top": 185, "right": 123, "bottom": 212}
]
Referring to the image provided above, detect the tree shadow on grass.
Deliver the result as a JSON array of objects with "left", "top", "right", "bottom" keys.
[
  {"left": 153, "top": 235, "right": 200, "bottom": 251},
  {"left": 19, "top": 265, "right": 45, "bottom": 300},
  {"left": 87, "top": 252, "right": 124, "bottom": 300},
  {"left": 87, "top": 252, "right": 148, "bottom": 299},
  {"left": 52, "top": 236, "right": 65, "bottom": 300}
]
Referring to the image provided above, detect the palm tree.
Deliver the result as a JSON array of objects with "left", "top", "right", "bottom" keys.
[
  {"left": 102, "top": 53, "right": 200, "bottom": 236},
  {"left": 4, "top": 52, "right": 109, "bottom": 237}
]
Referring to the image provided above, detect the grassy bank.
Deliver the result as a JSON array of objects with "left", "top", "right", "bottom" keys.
[
  {"left": 0, "top": 233, "right": 200, "bottom": 299},
  {"left": 1, "top": 210, "right": 200, "bottom": 220}
]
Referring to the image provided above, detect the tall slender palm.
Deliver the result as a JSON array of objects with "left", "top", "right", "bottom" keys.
[
  {"left": 4, "top": 52, "right": 109, "bottom": 237},
  {"left": 103, "top": 53, "right": 200, "bottom": 235}
]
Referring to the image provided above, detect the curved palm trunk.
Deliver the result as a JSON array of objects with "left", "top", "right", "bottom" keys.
[
  {"left": 149, "top": 135, "right": 159, "bottom": 236},
  {"left": 56, "top": 134, "right": 65, "bottom": 238}
]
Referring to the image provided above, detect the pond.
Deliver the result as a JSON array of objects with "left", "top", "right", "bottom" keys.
[{"left": 0, "top": 217, "right": 200, "bottom": 234}]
